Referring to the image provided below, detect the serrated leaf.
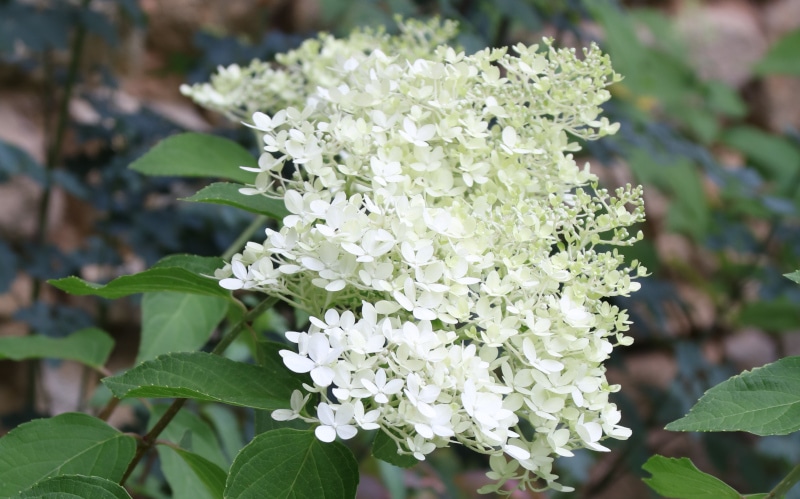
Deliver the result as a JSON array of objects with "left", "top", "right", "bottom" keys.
[
  {"left": 103, "top": 351, "right": 301, "bottom": 410},
  {"left": 0, "top": 328, "right": 113, "bottom": 369},
  {"left": 755, "top": 28, "right": 800, "bottom": 75},
  {"left": 0, "top": 413, "right": 136, "bottom": 496},
  {"left": 151, "top": 254, "right": 225, "bottom": 275},
  {"left": 182, "top": 183, "right": 288, "bottom": 220},
  {"left": 136, "top": 292, "right": 228, "bottom": 363},
  {"left": 130, "top": 133, "right": 256, "bottom": 184},
  {"left": 17, "top": 475, "right": 133, "bottom": 499},
  {"left": 642, "top": 455, "right": 741, "bottom": 499},
  {"left": 666, "top": 356, "right": 800, "bottom": 435},
  {"left": 372, "top": 430, "right": 418, "bottom": 468},
  {"left": 48, "top": 267, "right": 228, "bottom": 299},
  {"left": 786, "top": 270, "right": 800, "bottom": 284},
  {"left": 224, "top": 429, "right": 359, "bottom": 499}
]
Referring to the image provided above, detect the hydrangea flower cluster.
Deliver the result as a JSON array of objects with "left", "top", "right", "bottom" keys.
[{"left": 184, "top": 18, "right": 646, "bottom": 494}]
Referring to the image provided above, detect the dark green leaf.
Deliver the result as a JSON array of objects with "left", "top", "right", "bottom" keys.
[
  {"left": 103, "top": 352, "right": 301, "bottom": 410},
  {"left": 666, "top": 356, "right": 800, "bottom": 435},
  {"left": 17, "top": 475, "right": 133, "bottom": 499},
  {"left": 722, "top": 126, "right": 800, "bottom": 186},
  {"left": 373, "top": 430, "right": 417, "bottom": 469},
  {"left": 182, "top": 183, "right": 288, "bottom": 220},
  {"left": 225, "top": 429, "right": 359, "bottom": 499},
  {"left": 754, "top": 28, "right": 800, "bottom": 75},
  {"left": 0, "top": 328, "right": 113, "bottom": 369},
  {"left": 642, "top": 455, "right": 741, "bottom": 499},
  {"left": 130, "top": 133, "right": 256, "bottom": 184},
  {"left": 48, "top": 267, "right": 228, "bottom": 299},
  {"left": 151, "top": 254, "right": 225, "bottom": 275},
  {"left": 0, "top": 413, "right": 136, "bottom": 496},
  {"left": 136, "top": 292, "right": 228, "bottom": 363},
  {"left": 736, "top": 300, "right": 800, "bottom": 332}
]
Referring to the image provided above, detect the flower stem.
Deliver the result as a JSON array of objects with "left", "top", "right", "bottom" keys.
[
  {"left": 222, "top": 215, "right": 268, "bottom": 261},
  {"left": 765, "top": 464, "right": 800, "bottom": 499},
  {"left": 33, "top": 0, "right": 92, "bottom": 300},
  {"left": 119, "top": 295, "right": 279, "bottom": 485}
]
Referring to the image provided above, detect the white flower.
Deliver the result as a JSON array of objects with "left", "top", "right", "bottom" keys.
[
  {"left": 279, "top": 333, "right": 341, "bottom": 386},
  {"left": 272, "top": 390, "right": 309, "bottom": 421},
  {"left": 361, "top": 369, "right": 403, "bottom": 404},
  {"left": 315, "top": 402, "right": 358, "bottom": 442},
  {"left": 188, "top": 17, "right": 646, "bottom": 495}
]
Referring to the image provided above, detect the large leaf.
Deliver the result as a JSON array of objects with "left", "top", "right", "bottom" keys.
[
  {"left": 754, "top": 28, "right": 800, "bottom": 75},
  {"left": 150, "top": 404, "right": 228, "bottom": 499},
  {"left": 103, "top": 351, "right": 301, "bottom": 410},
  {"left": 0, "top": 328, "right": 113, "bottom": 369},
  {"left": 130, "top": 133, "right": 257, "bottom": 184},
  {"left": 224, "top": 429, "right": 359, "bottom": 499},
  {"left": 49, "top": 267, "right": 228, "bottom": 299},
  {"left": 17, "top": 475, "right": 133, "bottom": 499},
  {"left": 666, "top": 356, "right": 800, "bottom": 435},
  {"left": 786, "top": 270, "right": 800, "bottom": 285},
  {"left": 136, "top": 292, "right": 228, "bottom": 363},
  {"left": 0, "top": 413, "right": 136, "bottom": 496},
  {"left": 182, "top": 183, "right": 288, "bottom": 220},
  {"left": 372, "top": 430, "right": 417, "bottom": 469},
  {"left": 642, "top": 456, "right": 742, "bottom": 499}
]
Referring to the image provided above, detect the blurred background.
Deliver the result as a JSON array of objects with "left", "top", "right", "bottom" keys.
[{"left": 1, "top": 0, "right": 799, "bottom": 497}]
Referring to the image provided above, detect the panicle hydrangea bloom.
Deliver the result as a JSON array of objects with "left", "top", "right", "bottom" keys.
[{"left": 186, "top": 18, "right": 646, "bottom": 495}]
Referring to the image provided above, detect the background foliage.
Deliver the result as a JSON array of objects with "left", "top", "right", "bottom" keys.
[{"left": 0, "top": 0, "right": 799, "bottom": 497}]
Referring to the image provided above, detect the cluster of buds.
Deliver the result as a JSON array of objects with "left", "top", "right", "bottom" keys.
[{"left": 184, "top": 18, "right": 645, "bottom": 494}]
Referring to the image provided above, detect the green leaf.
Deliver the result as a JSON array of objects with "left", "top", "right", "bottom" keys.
[
  {"left": 103, "top": 351, "right": 301, "bottom": 410},
  {"left": 0, "top": 328, "right": 113, "bottom": 369},
  {"left": 666, "top": 356, "right": 800, "bottom": 435},
  {"left": 149, "top": 404, "right": 228, "bottom": 499},
  {"left": 721, "top": 126, "right": 800, "bottom": 186},
  {"left": 372, "top": 430, "right": 417, "bottom": 469},
  {"left": 151, "top": 254, "right": 225, "bottom": 275},
  {"left": 786, "top": 270, "right": 800, "bottom": 284},
  {"left": 130, "top": 133, "right": 256, "bottom": 184},
  {"left": 0, "top": 413, "right": 136, "bottom": 496},
  {"left": 755, "top": 28, "right": 800, "bottom": 75},
  {"left": 224, "top": 429, "right": 359, "bottom": 499},
  {"left": 136, "top": 292, "right": 228, "bottom": 363},
  {"left": 182, "top": 183, "right": 288, "bottom": 220},
  {"left": 17, "top": 475, "right": 133, "bottom": 499},
  {"left": 201, "top": 405, "right": 246, "bottom": 463},
  {"left": 736, "top": 300, "right": 800, "bottom": 332},
  {"left": 49, "top": 267, "right": 228, "bottom": 299},
  {"left": 156, "top": 446, "right": 226, "bottom": 499},
  {"left": 149, "top": 404, "right": 228, "bottom": 468},
  {"left": 642, "top": 455, "right": 741, "bottom": 499}
]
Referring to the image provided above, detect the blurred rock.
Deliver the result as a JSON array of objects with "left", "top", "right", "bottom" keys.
[
  {"left": 724, "top": 328, "right": 778, "bottom": 370},
  {"left": 675, "top": 0, "right": 767, "bottom": 87}
]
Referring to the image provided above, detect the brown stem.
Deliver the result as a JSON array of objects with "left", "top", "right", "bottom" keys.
[{"left": 118, "top": 296, "right": 279, "bottom": 485}]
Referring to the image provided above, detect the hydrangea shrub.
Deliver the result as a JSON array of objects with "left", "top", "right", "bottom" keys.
[{"left": 184, "top": 18, "right": 645, "bottom": 494}]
